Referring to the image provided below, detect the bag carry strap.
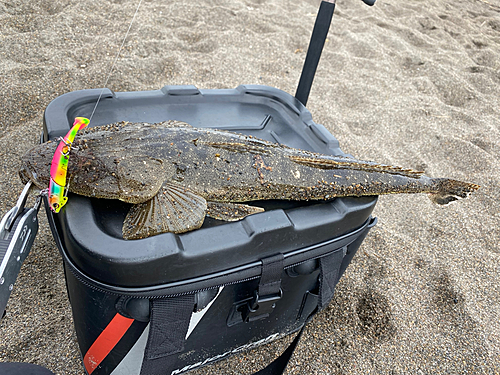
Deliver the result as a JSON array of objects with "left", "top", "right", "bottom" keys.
[
  {"left": 242, "top": 253, "right": 284, "bottom": 322},
  {"left": 253, "top": 323, "right": 306, "bottom": 375},
  {"left": 76, "top": 243, "right": 354, "bottom": 374},
  {"left": 140, "top": 247, "right": 346, "bottom": 375},
  {"left": 140, "top": 294, "right": 196, "bottom": 375},
  {"left": 319, "top": 246, "right": 346, "bottom": 309},
  {"left": 254, "top": 247, "right": 345, "bottom": 374},
  {"left": 0, "top": 362, "right": 56, "bottom": 375}
]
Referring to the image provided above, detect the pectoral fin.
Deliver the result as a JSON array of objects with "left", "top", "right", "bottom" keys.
[
  {"left": 206, "top": 202, "right": 264, "bottom": 222},
  {"left": 116, "top": 156, "right": 167, "bottom": 204},
  {"left": 122, "top": 182, "right": 207, "bottom": 239}
]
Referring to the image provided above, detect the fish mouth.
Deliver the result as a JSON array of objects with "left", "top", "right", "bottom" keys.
[
  {"left": 18, "top": 160, "right": 46, "bottom": 190},
  {"left": 18, "top": 165, "right": 31, "bottom": 185},
  {"left": 19, "top": 141, "right": 58, "bottom": 190}
]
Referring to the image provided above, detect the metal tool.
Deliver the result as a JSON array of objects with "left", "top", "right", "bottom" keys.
[{"left": 0, "top": 182, "right": 42, "bottom": 318}]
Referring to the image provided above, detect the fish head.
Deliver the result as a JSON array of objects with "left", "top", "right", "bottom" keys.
[
  {"left": 19, "top": 138, "right": 124, "bottom": 202},
  {"left": 19, "top": 141, "right": 57, "bottom": 190}
]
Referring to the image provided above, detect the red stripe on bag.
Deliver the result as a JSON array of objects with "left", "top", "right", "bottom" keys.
[{"left": 84, "top": 313, "right": 134, "bottom": 374}]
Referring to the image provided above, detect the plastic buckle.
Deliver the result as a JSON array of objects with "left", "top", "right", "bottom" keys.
[{"left": 242, "top": 288, "right": 283, "bottom": 322}]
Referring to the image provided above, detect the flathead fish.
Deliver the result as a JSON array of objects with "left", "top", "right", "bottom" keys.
[{"left": 19, "top": 121, "right": 479, "bottom": 239}]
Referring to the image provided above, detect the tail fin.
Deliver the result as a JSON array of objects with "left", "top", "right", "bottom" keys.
[{"left": 428, "top": 178, "right": 480, "bottom": 205}]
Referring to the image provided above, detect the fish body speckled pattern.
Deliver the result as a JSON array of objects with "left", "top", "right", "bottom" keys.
[{"left": 19, "top": 121, "right": 479, "bottom": 239}]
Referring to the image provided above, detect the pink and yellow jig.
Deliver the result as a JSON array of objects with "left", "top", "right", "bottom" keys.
[{"left": 48, "top": 117, "right": 90, "bottom": 213}]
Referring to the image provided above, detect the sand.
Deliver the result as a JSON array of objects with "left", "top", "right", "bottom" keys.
[{"left": 0, "top": 0, "right": 499, "bottom": 374}]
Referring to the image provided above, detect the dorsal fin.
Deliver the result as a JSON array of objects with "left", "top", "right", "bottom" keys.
[
  {"left": 157, "top": 120, "right": 193, "bottom": 128},
  {"left": 202, "top": 141, "right": 271, "bottom": 154},
  {"left": 78, "top": 120, "right": 192, "bottom": 137},
  {"left": 288, "top": 155, "right": 424, "bottom": 178}
]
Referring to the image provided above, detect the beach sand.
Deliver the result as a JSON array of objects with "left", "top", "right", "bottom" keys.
[{"left": 0, "top": 0, "right": 499, "bottom": 374}]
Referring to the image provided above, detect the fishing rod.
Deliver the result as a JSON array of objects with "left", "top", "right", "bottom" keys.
[
  {"left": 296, "top": 0, "right": 375, "bottom": 106},
  {"left": 89, "top": 0, "right": 144, "bottom": 123}
]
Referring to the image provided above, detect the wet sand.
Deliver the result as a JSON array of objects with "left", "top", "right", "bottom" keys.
[{"left": 0, "top": 0, "right": 499, "bottom": 374}]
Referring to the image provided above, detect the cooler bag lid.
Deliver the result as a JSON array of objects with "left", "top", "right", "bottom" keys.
[{"left": 43, "top": 84, "right": 377, "bottom": 288}]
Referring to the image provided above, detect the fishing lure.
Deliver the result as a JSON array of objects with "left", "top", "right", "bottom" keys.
[{"left": 48, "top": 117, "right": 90, "bottom": 213}]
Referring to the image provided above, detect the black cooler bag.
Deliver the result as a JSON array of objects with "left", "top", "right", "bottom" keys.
[{"left": 42, "top": 84, "right": 377, "bottom": 375}]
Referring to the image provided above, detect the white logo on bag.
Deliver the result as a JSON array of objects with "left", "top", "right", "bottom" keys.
[{"left": 170, "top": 333, "right": 281, "bottom": 375}]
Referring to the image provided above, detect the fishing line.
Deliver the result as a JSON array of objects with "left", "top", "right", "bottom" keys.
[{"left": 88, "top": 0, "right": 144, "bottom": 123}]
